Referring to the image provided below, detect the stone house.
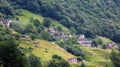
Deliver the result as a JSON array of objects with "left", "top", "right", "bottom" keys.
[
  {"left": 48, "top": 27, "right": 68, "bottom": 39},
  {"left": 67, "top": 57, "right": 78, "bottom": 64},
  {"left": 106, "top": 42, "right": 117, "bottom": 49},
  {"left": 78, "top": 40, "right": 92, "bottom": 47},
  {"left": 0, "top": 18, "right": 12, "bottom": 28},
  {"left": 48, "top": 28, "right": 56, "bottom": 36},
  {"left": 78, "top": 34, "right": 92, "bottom": 47},
  {"left": 78, "top": 34, "right": 85, "bottom": 41}
]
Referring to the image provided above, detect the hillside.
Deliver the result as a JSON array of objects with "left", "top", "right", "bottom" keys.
[
  {"left": 18, "top": 37, "right": 75, "bottom": 66},
  {"left": 18, "top": 37, "right": 114, "bottom": 67},
  {"left": 17, "top": 9, "right": 70, "bottom": 33},
  {"left": 0, "top": 0, "right": 120, "bottom": 67},
  {"left": 7, "top": 0, "right": 120, "bottom": 42},
  {"left": 96, "top": 36, "right": 115, "bottom": 45},
  {"left": 79, "top": 46, "right": 114, "bottom": 67}
]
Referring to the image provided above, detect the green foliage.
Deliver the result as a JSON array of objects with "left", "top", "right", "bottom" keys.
[
  {"left": 0, "top": 29, "right": 12, "bottom": 41},
  {"left": 8, "top": 0, "right": 120, "bottom": 42},
  {"left": 47, "top": 54, "right": 70, "bottom": 67},
  {"left": 52, "top": 54, "right": 62, "bottom": 60},
  {"left": 67, "top": 37, "right": 78, "bottom": 45},
  {"left": 29, "top": 33, "right": 36, "bottom": 40},
  {"left": 10, "top": 21, "right": 25, "bottom": 34},
  {"left": 70, "top": 27, "right": 77, "bottom": 34},
  {"left": 43, "top": 18, "right": 51, "bottom": 27},
  {"left": 0, "top": 0, "right": 13, "bottom": 16},
  {"left": 56, "top": 40, "right": 85, "bottom": 59},
  {"left": 92, "top": 38, "right": 103, "bottom": 47},
  {"left": 24, "top": 23, "right": 37, "bottom": 34},
  {"left": 80, "top": 62, "right": 85, "bottom": 67},
  {"left": 0, "top": 39, "right": 29, "bottom": 67},
  {"left": 29, "top": 54, "right": 42, "bottom": 67},
  {"left": 39, "top": 31, "right": 52, "bottom": 41},
  {"left": 110, "top": 50, "right": 120, "bottom": 67}
]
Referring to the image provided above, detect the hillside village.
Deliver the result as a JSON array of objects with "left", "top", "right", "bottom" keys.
[
  {"left": 0, "top": 18, "right": 117, "bottom": 50},
  {"left": 47, "top": 27, "right": 117, "bottom": 49},
  {"left": 0, "top": 17, "right": 118, "bottom": 65},
  {"left": 1, "top": 0, "right": 120, "bottom": 67}
]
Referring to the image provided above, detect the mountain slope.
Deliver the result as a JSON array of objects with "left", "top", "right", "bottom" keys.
[
  {"left": 79, "top": 46, "right": 114, "bottom": 67},
  {"left": 17, "top": 9, "right": 70, "bottom": 33},
  {"left": 18, "top": 38, "right": 75, "bottom": 66},
  {"left": 8, "top": 0, "right": 120, "bottom": 42}
]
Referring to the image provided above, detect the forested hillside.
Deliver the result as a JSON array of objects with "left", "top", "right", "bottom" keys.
[
  {"left": 1, "top": 0, "right": 120, "bottom": 67},
  {"left": 4, "top": 0, "right": 120, "bottom": 42}
]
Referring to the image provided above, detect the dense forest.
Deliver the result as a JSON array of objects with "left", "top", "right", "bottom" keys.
[{"left": 0, "top": 0, "right": 120, "bottom": 42}]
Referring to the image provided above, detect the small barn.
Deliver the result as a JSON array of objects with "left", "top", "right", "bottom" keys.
[
  {"left": 67, "top": 57, "right": 78, "bottom": 64},
  {"left": 78, "top": 40, "right": 92, "bottom": 47},
  {"left": 106, "top": 42, "right": 117, "bottom": 49}
]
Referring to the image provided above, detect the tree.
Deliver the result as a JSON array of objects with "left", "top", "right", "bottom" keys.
[
  {"left": 57, "top": 26, "right": 62, "bottom": 31},
  {"left": 47, "top": 54, "right": 70, "bottom": 67},
  {"left": 33, "top": 19, "right": 41, "bottom": 27},
  {"left": 39, "top": 31, "right": 52, "bottom": 41},
  {"left": 10, "top": 22, "right": 25, "bottom": 34},
  {"left": 110, "top": 50, "right": 120, "bottom": 67},
  {"left": 29, "top": 33, "right": 36, "bottom": 40},
  {"left": 0, "top": 39, "right": 29, "bottom": 67},
  {"left": 80, "top": 62, "right": 85, "bottom": 67},
  {"left": 70, "top": 27, "right": 77, "bottom": 34},
  {"left": 67, "top": 37, "right": 78, "bottom": 44},
  {"left": 43, "top": 18, "right": 51, "bottom": 27},
  {"left": 29, "top": 54, "right": 42, "bottom": 67},
  {"left": 24, "top": 23, "right": 37, "bottom": 34}
]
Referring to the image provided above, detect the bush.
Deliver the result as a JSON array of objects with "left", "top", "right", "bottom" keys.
[
  {"left": 43, "top": 18, "right": 51, "bottom": 27},
  {"left": 47, "top": 54, "right": 70, "bottom": 67},
  {"left": 0, "top": 39, "right": 29, "bottom": 67},
  {"left": 10, "top": 22, "right": 25, "bottom": 34},
  {"left": 110, "top": 50, "right": 120, "bottom": 67},
  {"left": 39, "top": 31, "right": 52, "bottom": 41},
  {"left": 29, "top": 54, "right": 42, "bottom": 67}
]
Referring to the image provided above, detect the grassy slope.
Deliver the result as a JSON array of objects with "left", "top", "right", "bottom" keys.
[
  {"left": 17, "top": 10, "right": 115, "bottom": 67},
  {"left": 18, "top": 9, "right": 70, "bottom": 33},
  {"left": 97, "top": 36, "right": 115, "bottom": 44},
  {"left": 79, "top": 46, "right": 114, "bottom": 67},
  {"left": 19, "top": 38, "right": 75, "bottom": 66}
]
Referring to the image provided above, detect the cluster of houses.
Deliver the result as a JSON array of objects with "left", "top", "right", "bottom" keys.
[
  {"left": 48, "top": 27, "right": 93, "bottom": 47},
  {"left": 0, "top": 18, "right": 118, "bottom": 64},
  {"left": 48, "top": 27, "right": 117, "bottom": 50}
]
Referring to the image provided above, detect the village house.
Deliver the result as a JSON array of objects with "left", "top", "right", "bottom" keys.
[
  {"left": 67, "top": 57, "right": 78, "bottom": 64},
  {"left": 21, "top": 34, "right": 30, "bottom": 38},
  {"left": 106, "top": 42, "right": 117, "bottom": 49},
  {"left": 78, "top": 40, "right": 92, "bottom": 47},
  {"left": 59, "top": 32, "right": 68, "bottom": 39},
  {"left": 48, "top": 28, "right": 56, "bottom": 36},
  {"left": 0, "top": 18, "right": 12, "bottom": 28},
  {"left": 78, "top": 34, "right": 92, "bottom": 47},
  {"left": 78, "top": 34, "right": 85, "bottom": 41},
  {"left": 48, "top": 27, "right": 68, "bottom": 39}
]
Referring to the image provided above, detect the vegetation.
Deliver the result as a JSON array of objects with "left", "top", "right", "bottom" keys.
[
  {"left": 0, "top": 0, "right": 120, "bottom": 67},
  {"left": 6, "top": 0, "right": 120, "bottom": 42},
  {"left": 110, "top": 50, "right": 120, "bottom": 67},
  {"left": 47, "top": 54, "right": 70, "bottom": 67},
  {"left": 56, "top": 38, "right": 85, "bottom": 60},
  {"left": 0, "top": 28, "right": 29, "bottom": 67},
  {"left": 29, "top": 54, "right": 42, "bottom": 67}
]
